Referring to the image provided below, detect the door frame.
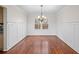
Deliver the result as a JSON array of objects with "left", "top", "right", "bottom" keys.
[{"left": 0, "top": 6, "right": 7, "bottom": 51}]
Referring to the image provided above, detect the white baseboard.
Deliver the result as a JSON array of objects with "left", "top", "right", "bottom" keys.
[
  {"left": 4, "top": 35, "right": 28, "bottom": 51},
  {"left": 28, "top": 34, "right": 56, "bottom": 36},
  {"left": 57, "top": 35, "right": 79, "bottom": 53}
]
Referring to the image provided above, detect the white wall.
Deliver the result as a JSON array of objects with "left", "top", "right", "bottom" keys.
[
  {"left": 57, "top": 6, "right": 79, "bottom": 53},
  {"left": 3, "top": 5, "right": 27, "bottom": 51},
  {"left": 27, "top": 13, "right": 57, "bottom": 35}
]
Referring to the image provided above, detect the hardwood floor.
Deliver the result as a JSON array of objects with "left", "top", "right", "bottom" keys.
[{"left": 0, "top": 35, "right": 78, "bottom": 54}]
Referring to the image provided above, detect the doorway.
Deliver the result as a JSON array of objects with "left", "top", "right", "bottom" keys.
[
  {"left": 0, "top": 6, "right": 7, "bottom": 51},
  {"left": 0, "top": 6, "right": 4, "bottom": 51}
]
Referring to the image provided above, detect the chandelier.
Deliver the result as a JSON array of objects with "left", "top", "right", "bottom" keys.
[
  {"left": 35, "top": 5, "right": 48, "bottom": 29},
  {"left": 36, "top": 5, "right": 47, "bottom": 23}
]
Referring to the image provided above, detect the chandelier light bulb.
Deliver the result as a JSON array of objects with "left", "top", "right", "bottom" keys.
[
  {"left": 37, "top": 16, "right": 40, "bottom": 18},
  {"left": 42, "top": 16, "right": 44, "bottom": 18}
]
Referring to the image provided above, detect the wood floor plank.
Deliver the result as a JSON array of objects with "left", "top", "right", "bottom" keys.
[{"left": 0, "top": 35, "right": 78, "bottom": 54}]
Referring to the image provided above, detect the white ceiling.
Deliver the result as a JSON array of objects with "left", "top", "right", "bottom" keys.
[{"left": 19, "top": 5, "right": 64, "bottom": 14}]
